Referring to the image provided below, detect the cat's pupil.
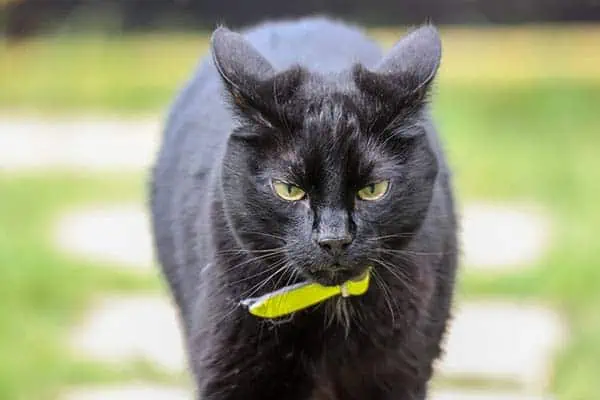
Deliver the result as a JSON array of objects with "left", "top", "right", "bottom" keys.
[{"left": 368, "top": 184, "right": 375, "bottom": 193}]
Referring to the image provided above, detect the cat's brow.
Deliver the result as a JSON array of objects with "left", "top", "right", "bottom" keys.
[
  {"left": 301, "top": 91, "right": 359, "bottom": 129},
  {"left": 279, "top": 149, "right": 299, "bottom": 163}
]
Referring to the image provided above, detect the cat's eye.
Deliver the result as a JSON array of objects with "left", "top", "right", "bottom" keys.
[
  {"left": 272, "top": 181, "right": 306, "bottom": 201},
  {"left": 357, "top": 180, "right": 390, "bottom": 201}
]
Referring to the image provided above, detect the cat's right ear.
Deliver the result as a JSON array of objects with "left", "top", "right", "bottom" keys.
[
  {"left": 211, "top": 26, "right": 275, "bottom": 96},
  {"left": 211, "top": 26, "right": 304, "bottom": 132},
  {"left": 211, "top": 26, "right": 275, "bottom": 125}
]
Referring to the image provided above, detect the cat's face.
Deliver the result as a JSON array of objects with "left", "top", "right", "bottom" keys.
[
  {"left": 222, "top": 92, "right": 437, "bottom": 286},
  {"left": 213, "top": 25, "right": 441, "bottom": 287}
]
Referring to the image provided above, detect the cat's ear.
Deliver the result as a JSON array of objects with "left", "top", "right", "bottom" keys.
[
  {"left": 353, "top": 24, "right": 441, "bottom": 132},
  {"left": 211, "top": 26, "right": 304, "bottom": 131},
  {"left": 211, "top": 26, "right": 275, "bottom": 94},
  {"left": 374, "top": 24, "right": 441, "bottom": 95}
]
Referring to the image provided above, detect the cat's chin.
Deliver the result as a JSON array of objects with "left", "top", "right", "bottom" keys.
[{"left": 306, "top": 266, "right": 367, "bottom": 287}]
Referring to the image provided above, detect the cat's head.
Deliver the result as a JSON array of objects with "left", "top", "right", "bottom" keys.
[{"left": 212, "top": 25, "right": 441, "bottom": 287}]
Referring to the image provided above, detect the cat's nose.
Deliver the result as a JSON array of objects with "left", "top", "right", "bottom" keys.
[
  {"left": 317, "top": 234, "right": 353, "bottom": 254},
  {"left": 315, "top": 207, "right": 353, "bottom": 255}
]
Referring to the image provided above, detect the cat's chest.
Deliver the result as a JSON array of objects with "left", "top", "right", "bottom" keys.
[
  {"left": 307, "top": 335, "right": 397, "bottom": 400},
  {"left": 309, "top": 355, "right": 385, "bottom": 400}
]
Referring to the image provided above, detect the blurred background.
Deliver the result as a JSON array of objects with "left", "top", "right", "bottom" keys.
[{"left": 1, "top": 1, "right": 599, "bottom": 399}]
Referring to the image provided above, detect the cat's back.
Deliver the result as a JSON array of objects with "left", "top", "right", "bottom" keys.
[{"left": 242, "top": 17, "right": 382, "bottom": 72}]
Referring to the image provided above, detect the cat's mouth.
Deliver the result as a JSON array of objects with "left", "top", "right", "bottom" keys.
[{"left": 307, "top": 265, "right": 368, "bottom": 287}]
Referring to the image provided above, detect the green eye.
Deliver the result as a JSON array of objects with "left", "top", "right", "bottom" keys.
[
  {"left": 357, "top": 180, "right": 390, "bottom": 201},
  {"left": 273, "top": 181, "right": 306, "bottom": 201}
]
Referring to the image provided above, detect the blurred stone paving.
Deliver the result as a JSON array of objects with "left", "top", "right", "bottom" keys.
[
  {"left": 62, "top": 384, "right": 192, "bottom": 400},
  {"left": 70, "top": 295, "right": 186, "bottom": 373},
  {"left": 0, "top": 117, "right": 160, "bottom": 171},
  {"left": 5, "top": 117, "right": 563, "bottom": 398}
]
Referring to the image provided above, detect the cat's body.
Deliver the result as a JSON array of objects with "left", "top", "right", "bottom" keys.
[{"left": 150, "top": 16, "right": 458, "bottom": 400}]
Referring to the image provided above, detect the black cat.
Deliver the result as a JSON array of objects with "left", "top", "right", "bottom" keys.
[{"left": 150, "top": 16, "right": 458, "bottom": 400}]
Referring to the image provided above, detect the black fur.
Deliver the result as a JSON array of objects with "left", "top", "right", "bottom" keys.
[{"left": 149, "top": 16, "right": 458, "bottom": 400}]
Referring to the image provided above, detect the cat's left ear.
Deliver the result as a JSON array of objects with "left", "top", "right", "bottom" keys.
[
  {"left": 354, "top": 24, "right": 441, "bottom": 120},
  {"left": 211, "top": 26, "right": 304, "bottom": 130}
]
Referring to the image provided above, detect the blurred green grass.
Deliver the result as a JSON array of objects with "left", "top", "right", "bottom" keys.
[
  {"left": 2, "top": 25, "right": 600, "bottom": 113},
  {"left": 1, "top": 26, "right": 599, "bottom": 399}
]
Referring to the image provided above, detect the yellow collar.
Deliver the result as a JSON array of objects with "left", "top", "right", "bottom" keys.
[{"left": 240, "top": 269, "right": 371, "bottom": 319}]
